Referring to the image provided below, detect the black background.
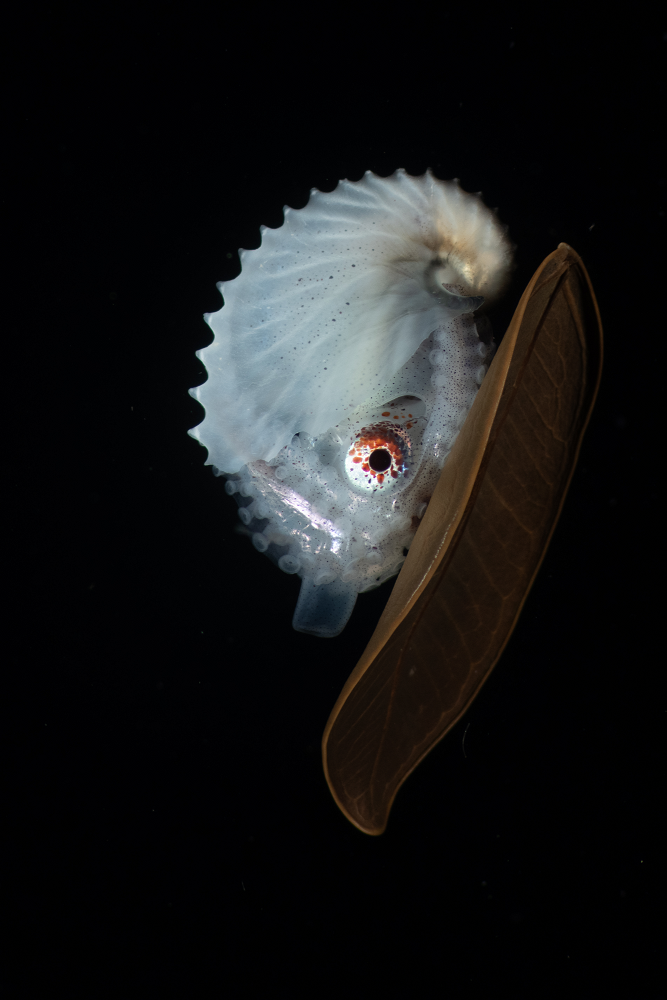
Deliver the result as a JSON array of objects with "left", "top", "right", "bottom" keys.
[{"left": 5, "top": 7, "right": 665, "bottom": 995}]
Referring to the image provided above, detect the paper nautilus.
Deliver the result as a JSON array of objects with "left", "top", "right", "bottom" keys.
[{"left": 189, "top": 169, "right": 603, "bottom": 833}]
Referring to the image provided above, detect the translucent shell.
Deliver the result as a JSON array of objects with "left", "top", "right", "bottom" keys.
[
  {"left": 189, "top": 169, "right": 512, "bottom": 475},
  {"left": 189, "top": 169, "right": 513, "bottom": 636}
]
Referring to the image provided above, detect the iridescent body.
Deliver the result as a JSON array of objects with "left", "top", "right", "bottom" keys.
[{"left": 189, "top": 170, "right": 512, "bottom": 635}]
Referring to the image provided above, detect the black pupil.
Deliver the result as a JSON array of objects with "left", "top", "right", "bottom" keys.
[{"left": 369, "top": 448, "right": 392, "bottom": 473}]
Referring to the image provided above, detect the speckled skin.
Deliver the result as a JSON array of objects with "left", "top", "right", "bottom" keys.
[{"left": 190, "top": 170, "right": 511, "bottom": 634}]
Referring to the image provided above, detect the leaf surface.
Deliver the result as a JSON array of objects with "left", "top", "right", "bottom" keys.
[{"left": 322, "top": 244, "right": 604, "bottom": 834}]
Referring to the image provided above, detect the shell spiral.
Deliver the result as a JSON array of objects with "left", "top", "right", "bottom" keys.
[{"left": 189, "top": 169, "right": 513, "bottom": 636}]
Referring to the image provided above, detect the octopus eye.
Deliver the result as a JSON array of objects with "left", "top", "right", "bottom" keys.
[{"left": 344, "top": 422, "right": 412, "bottom": 494}]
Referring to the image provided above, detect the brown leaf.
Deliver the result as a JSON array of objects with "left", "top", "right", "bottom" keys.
[{"left": 322, "top": 244, "right": 604, "bottom": 834}]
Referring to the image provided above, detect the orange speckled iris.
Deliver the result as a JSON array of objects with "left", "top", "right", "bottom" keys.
[{"left": 345, "top": 421, "right": 412, "bottom": 492}]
